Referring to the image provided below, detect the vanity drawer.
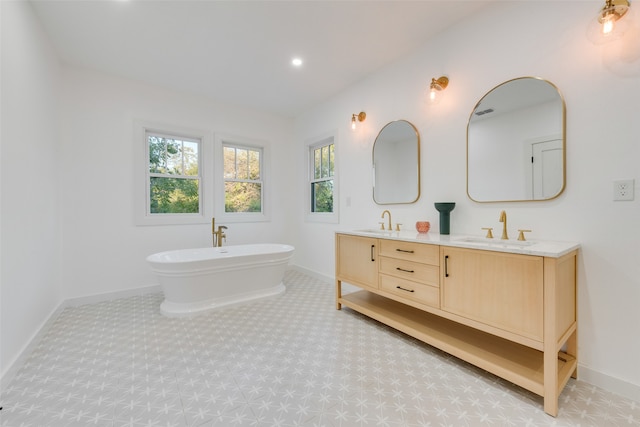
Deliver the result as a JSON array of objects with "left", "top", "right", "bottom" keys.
[
  {"left": 379, "top": 240, "right": 439, "bottom": 265},
  {"left": 380, "top": 274, "right": 439, "bottom": 308},
  {"left": 379, "top": 256, "right": 439, "bottom": 287}
]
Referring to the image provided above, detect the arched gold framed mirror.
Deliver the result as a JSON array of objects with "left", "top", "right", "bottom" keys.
[
  {"left": 467, "top": 77, "right": 566, "bottom": 202},
  {"left": 373, "top": 120, "right": 420, "bottom": 204}
]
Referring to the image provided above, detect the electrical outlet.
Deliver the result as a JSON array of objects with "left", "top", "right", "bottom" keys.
[{"left": 613, "top": 179, "right": 635, "bottom": 201}]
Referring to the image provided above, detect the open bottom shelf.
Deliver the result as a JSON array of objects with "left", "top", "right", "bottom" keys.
[{"left": 339, "top": 290, "right": 575, "bottom": 398}]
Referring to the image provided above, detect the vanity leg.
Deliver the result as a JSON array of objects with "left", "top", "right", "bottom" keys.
[
  {"left": 543, "top": 257, "right": 559, "bottom": 417},
  {"left": 543, "top": 348, "right": 559, "bottom": 416},
  {"left": 336, "top": 279, "right": 342, "bottom": 310},
  {"left": 568, "top": 329, "right": 578, "bottom": 379}
]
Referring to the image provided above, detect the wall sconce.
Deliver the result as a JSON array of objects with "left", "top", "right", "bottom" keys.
[
  {"left": 429, "top": 76, "right": 449, "bottom": 103},
  {"left": 351, "top": 112, "right": 366, "bottom": 130},
  {"left": 588, "top": 0, "right": 631, "bottom": 44}
]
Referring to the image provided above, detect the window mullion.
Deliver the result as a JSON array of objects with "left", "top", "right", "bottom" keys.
[
  {"left": 180, "top": 140, "right": 185, "bottom": 176},
  {"left": 246, "top": 151, "right": 250, "bottom": 180},
  {"left": 234, "top": 148, "right": 239, "bottom": 180}
]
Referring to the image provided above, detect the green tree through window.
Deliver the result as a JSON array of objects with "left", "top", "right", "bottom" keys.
[{"left": 147, "top": 133, "right": 200, "bottom": 214}]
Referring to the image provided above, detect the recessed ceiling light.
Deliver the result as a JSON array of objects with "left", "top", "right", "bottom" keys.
[{"left": 291, "top": 58, "right": 303, "bottom": 67}]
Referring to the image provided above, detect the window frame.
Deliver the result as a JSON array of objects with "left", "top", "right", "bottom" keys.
[
  {"left": 215, "top": 134, "right": 270, "bottom": 223},
  {"left": 134, "top": 120, "right": 213, "bottom": 226},
  {"left": 306, "top": 133, "right": 339, "bottom": 224}
]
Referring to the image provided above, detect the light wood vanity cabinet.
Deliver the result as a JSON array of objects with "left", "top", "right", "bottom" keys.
[{"left": 336, "top": 232, "right": 578, "bottom": 417}]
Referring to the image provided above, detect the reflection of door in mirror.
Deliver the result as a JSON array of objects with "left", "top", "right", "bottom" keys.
[
  {"left": 527, "top": 137, "right": 563, "bottom": 199},
  {"left": 467, "top": 77, "right": 565, "bottom": 202}
]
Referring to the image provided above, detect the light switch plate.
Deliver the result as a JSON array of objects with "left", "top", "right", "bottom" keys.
[{"left": 613, "top": 179, "right": 635, "bottom": 201}]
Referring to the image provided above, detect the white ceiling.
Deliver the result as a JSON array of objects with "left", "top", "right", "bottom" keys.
[{"left": 30, "top": 0, "right": 496, "bottom": 118}]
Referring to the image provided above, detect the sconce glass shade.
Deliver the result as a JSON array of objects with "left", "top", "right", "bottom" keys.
[
  {"left": 587, "top": 0, "right": 631, "bottom": 44},
  {"left": 351, "top": 112, "right": 366, "bottom": 130},
  {"left": 429, "top": 87, "right": 439, "bottom": 102},
  {"left": 428, "top": 76, "right": 449, "bottom": 104}
]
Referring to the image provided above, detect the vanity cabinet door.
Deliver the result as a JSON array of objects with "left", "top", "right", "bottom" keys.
[
  {"left": 441, "top": 247, "right": 544, "bottom": 342},
  {"left": 336, "top": 234, "right": 378, "bottom": 290}
]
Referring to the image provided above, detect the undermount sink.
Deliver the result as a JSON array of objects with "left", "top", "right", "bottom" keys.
[
  {"left": 355, "top": 228, "right": 395, "bottom": 235},
  {"left": 455, "top": 236, "right": 535, "bottom": 247}
]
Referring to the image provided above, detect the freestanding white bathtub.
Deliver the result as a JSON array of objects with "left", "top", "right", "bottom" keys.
[{"left": 146, "top": 244, "right": 294, "bottom": 317}]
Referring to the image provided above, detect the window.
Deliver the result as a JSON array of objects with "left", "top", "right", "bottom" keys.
[
  {"left": 134, "top": 120, "right": 213, "bottom": 226},
  {"left": 147, "top": 132, "right": 201, "bottom": 214},
  {"left": 223, "top": 144, "right": 263, "bottom": 213},
  {"left": 307, "top": 135, "right": 338, "bottom": 223},
  {"left": 214, "top": 134, "right": 269, "bottom": 223},
  {"left": 135, "top": 123, "right": 267, "bottom": 226},
  {"left": 311, "top": 142, "right": 334, "bottom": 212}
]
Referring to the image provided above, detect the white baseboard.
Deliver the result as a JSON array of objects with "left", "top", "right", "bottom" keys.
[
  {"left": 288, "top": 265, "right": 333, "bottom": 284},
  {"left": 64, "top": 284, "right": 161, "bottom": 307},
  {"left": 287, "top": 266, "right": 363, "bottom": 293},
  {"left": 578, "top": 364, "right": 640, "bottom": 403}
]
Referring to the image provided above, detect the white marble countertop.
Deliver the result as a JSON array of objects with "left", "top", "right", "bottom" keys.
[{"left": 336, "top": 229, "right": 580, "bottom": 258}]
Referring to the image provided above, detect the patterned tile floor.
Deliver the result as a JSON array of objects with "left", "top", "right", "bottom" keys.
[{"left": 1, "top": 270, "right": 639, "bottom": 426}]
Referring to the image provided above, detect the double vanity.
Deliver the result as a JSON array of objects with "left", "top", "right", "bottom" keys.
[
  {"left": 345, "top": 75, "right": 575, "bottom": 415},
  {"left": 335, "top": 230, "right": 579, "bottom": 416}
]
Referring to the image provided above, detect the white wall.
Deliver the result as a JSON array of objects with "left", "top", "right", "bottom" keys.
[
  {"left": 294, "top": 2, "right": 640, "bottom": 400},
  {"left": 1, "top": 0, "right": 62, "bottom": 379},
  {"left": 57, "top": 67, "right": 296, "bottom": 299}
]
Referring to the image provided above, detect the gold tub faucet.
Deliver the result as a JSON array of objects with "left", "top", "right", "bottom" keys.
[
  {"left": 214, "top": 226, "right": 227, "bottom": 247},
  {"left": 211, "top": 217, "right": 227, "bottom": 247}
]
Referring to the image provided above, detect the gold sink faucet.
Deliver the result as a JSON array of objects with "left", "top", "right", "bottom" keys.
[
  {"left": 499, "top": 210, "right": 508, "bottom": 240},
  {"left": 381, "top": 210, "right": 392, "bottom": 231}
]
